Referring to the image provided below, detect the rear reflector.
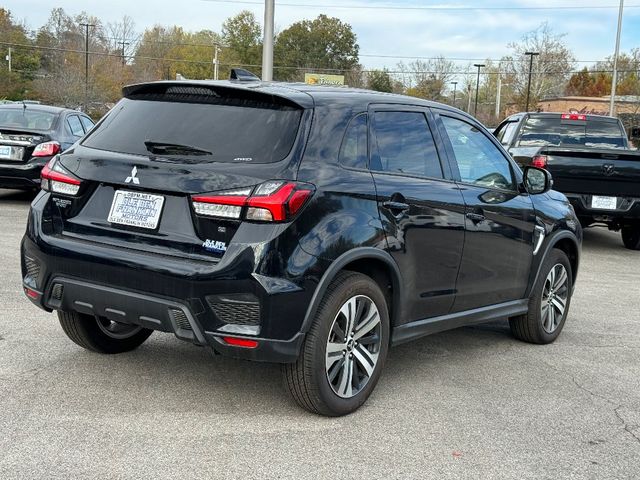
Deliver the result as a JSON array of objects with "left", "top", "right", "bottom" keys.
[
  {"left": 32, "top": 141, "right": 61, "bottom": 157},
  {"left": 24, "top": 287, "right": 40, "bottom": 299},
  {"left": 222, "top": 336, "right": 259, "bottom": 348},
  {"left": 532, "top": 154, "right": 548, "bottom": 168}
]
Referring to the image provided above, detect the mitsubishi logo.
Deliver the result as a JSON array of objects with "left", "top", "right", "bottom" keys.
[
  {"left": 125, "top": 166, "right": 140, "bottom": 184},
  {"left": 602, "top": 163, "right": 615, "bottom": 176}
]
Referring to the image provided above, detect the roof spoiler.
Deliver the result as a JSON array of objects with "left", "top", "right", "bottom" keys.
[{"left": 229, "top": 68, "right": 261, "bottom": 83}]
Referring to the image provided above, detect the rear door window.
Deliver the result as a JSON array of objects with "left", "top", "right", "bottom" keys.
[
  {"left": 80, "top": 116, "right": 95, "bottom": 133},
  {"left": 371, "top": 111, "right": 443, "bottom": 179},
  {"left": 83, "top": 97, "right": 302, "bottom": 164}
]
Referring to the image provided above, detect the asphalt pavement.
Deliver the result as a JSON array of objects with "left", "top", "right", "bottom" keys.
[{"left": 0, "top": 189, "right": 639, "bottom": 479}]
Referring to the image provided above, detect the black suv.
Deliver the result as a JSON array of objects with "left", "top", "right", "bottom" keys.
[{"left": 21, "top": 81, "right": 581, "bottom": 416}]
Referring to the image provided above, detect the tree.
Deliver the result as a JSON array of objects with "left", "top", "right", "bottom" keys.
[
  {"left": 500, "top": 23, "right": 575, "bottom": 110},
  {"left": 397, "top": 57, "right": 456, "bottom": 101},
  {"left": 367, "top": 69, "right": 393, "bottom": 92},
  {"left": 221, "top": 10, "right": 262, "bottom": 73},
  {"left": 274, "top": 14, "right": 359, "bottom": 81},
  {"left": 0, "top": 8, "right": 40, "bottom": 99}
]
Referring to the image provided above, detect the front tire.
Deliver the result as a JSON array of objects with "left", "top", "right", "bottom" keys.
[
  {"left": 510, "top": 249, "right": 573, "bottom": 344},
  {"left": 283, "top": 271, "right": 390, "bottom": 416},
  {"left": 58, "top": 311, "right": 153, "bottom": 354},
  {"left": 621, "top": 223, "right": 640, "bottom": 250}
]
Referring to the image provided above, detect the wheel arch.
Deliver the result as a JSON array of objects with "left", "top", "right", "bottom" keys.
[
  {"left": 300, "top": 248, "right": 403, "bottom": 334},
  {"left": 526, "top": 230, "right": 580, "bottom": 298}
]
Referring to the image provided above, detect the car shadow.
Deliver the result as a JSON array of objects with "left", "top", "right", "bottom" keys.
[
  {"left": 581, "top": 226, "right": 626, "bottom": 252},
  {"left": 0, "top": 189, "right": 38, "bottom": 203}
]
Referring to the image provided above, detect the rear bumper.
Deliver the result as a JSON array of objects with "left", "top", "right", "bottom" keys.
[
  {"left": 566, "top": 193, "right": 640, "bottom": 223},
  {"left": 21, "top": 197, "right": 316, "bottom": 363},
  {"left": 0, "top": 157, "right": 49, "bottom": 189}
]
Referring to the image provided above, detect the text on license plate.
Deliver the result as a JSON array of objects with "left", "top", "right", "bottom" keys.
[
  {"left": 0, "top": 146, "right": 11, "bottom": 158},
  {"left": 108, "top": 190, "right": 165, "bottom": 229},
  {"left": 591, "top": 195, "right": 617, "bottom": 210}
]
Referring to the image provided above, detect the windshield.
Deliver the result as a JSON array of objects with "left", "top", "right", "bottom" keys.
[
  {"left": 0, "top": 109, "right": 57, "bottom": 130},
  {"left": 517, "top": 116, "right": 626, "bottom": 149},
  {"left": 83, "top": 97, "right": 303, "bottom": 163}
]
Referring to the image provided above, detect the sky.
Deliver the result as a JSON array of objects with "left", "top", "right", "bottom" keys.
[{"left": 4, "top": 0, "right": 640, "bottom": 74}]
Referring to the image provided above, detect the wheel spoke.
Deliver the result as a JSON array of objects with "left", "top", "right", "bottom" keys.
[
  {"left": 340, "top": 297, "right": 358, "bottom": 337},
  {"left": 353, "top": 306, "right": 380, "bottom": 341},
  {"left": 541, "top": 304, "right": 551, "bottom": 331},
  {"left": 548, "top": 302, "right": 556, "bottom": 329},
  {"left": 326, "top": 341, "right": 345, "bottom": 354},
  {"left": 336, "top": 357, "right": 354, "bottom": 397},
  {"left": 353, "top": 344, "right": 378, "bottom": 377},
  {"left": 327, "top": 357, "right": 344, "bottom": 383},
  {"left": 551, "top": 295, "right": 566, "bottom": 316},
  {"left": 553, "top": 266, "right": 567, "bottom": 291}
]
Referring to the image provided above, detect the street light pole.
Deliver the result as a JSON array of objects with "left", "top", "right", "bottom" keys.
[
  {"left": 610, "top": 0, "right": 625, "bottom": 116},
  {"left": 524, "top": 51, "right": 539, "bottom": 112},
  {"left": 473, "top": 64, "right": 485, "bottom": 117},
  {"left": 451, "top": 81, "right": 458, "bottom": 108},
  {"left": 262, "top": 0, "right": 275, "bottom": 81},
  {"left": 79, "top": 23, "right": 95, "bottom": 112}
]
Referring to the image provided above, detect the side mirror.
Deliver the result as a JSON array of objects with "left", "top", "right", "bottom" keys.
[{"left": 523, "top": 166, "right": 553, "bottom": 195}]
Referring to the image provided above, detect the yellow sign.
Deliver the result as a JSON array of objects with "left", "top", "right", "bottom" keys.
[{"left": 304, "top": 73, "right": 345, "bottom": 86}]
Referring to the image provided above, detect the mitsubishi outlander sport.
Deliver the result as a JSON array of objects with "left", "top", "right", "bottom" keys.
[{"left": 21, "top": 79, "right": 581, "bottom": 416}]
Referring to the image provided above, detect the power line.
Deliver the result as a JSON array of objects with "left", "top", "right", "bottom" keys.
[{"left": 200, "top": 0, "right": 640, "bottom": 11}]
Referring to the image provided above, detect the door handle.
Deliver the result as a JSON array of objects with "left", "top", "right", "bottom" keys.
[
  {"left": 383, "top": 201, "right": 410, "bottom": 212},
  {"left": 465, "top": 212, "right": 485, "bottom": 223}
]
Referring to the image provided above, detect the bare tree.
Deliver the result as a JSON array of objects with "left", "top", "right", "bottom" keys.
[
  {"left": 397, "top": 56, "right": 457, "bottom": 101},
  {"left": 501, "top": 23, "right": 575, "bottom": 110}
]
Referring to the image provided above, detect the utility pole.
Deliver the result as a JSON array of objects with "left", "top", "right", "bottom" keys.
[
  {"left": 79, "top": 23, "right": 95, "bottom": 112},
  {"left": 610, "top": 0, "right": 624, "bottom": 116},
  {"left": 451, "top": 81, "right": 458, "bottom": 108},
  {"left": 118, "top": 40, "right": 129, "bottom": 66},
  {"left": 467, "top": 84, "right": 472, "bottom": 113},
  {"left": 473, "top": 63, "right": 485, "bottom": 117},
  {"left": 5, "top": 47, "right": 11, "bottom": 72},
  {"left": 495, "top": 74, "right": 502, "bottom": 120},
  {"left": 262, "top": 0, "right": 275, "bottom": 81},
  {"left": 524, "top": 51, "right": 539, "bottom": 112},
  {"left": 213, "top": 44, "right": 221, "bottom": 80}
]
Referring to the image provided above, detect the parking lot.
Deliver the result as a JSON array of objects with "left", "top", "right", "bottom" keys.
[{"left": 0, "top": 188, "right": 638, "bottom": 479}]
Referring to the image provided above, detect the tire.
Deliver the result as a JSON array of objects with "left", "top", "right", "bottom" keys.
[
  {"left": 282, "top": 271, "right": 390, "bottom": 416},
  {"left": 58, "top": 311, "right": 153, "bottom": 354},
  {"left": 510, "top": 249, "right": 573, "bottom": 344},
  {"left": 621, "top": 224, "right": 640, "bottom": 250}
]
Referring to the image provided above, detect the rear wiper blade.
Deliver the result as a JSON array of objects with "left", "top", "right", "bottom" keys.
[{"left": 144, "top": 140, "right": 212, "bottom": 156}]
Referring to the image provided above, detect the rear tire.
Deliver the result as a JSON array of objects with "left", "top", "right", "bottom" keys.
[
  {"left": 58, "top": 311, "right": 153, "bottom": 354},
  {"left": 621, "top": 224, "right": 640, "bottom": 250},
  {"left": 282, "top": 271, "right": 390, "bottom": 416},
  {"left": 510, "top": 249, "right": 573, "bottom": 344}
]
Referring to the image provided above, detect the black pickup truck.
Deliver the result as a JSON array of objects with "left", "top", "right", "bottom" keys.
[{"left": 495, "top": 112, "right": 640, "bottom": 250}]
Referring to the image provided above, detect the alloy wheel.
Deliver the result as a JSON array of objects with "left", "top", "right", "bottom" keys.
[
  {"left": 325, "top": 295, "right": 382, "bottom": 399},
  {"left": 541, "top": 264, "right": 569, "bottom": 334}
]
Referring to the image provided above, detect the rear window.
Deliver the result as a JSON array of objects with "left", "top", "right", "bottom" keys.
[
  {"left": 517, "top": 116, "right": 626, "bottom": 149},
  {"left": 0, "top": 109, "right": 57, "bottom": 130},
  {"left": 83, "top": 97, "right": 302, "bottom": 163}
]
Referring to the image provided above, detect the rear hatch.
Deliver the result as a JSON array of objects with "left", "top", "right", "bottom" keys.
[
  {"left": 0, "top": 107, "right": 57, "bottom": 162},
  {"left": 48, "top": 82, "right": 312, "bottom": 261}
]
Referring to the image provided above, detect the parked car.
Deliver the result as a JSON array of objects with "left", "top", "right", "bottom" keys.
[
  {"left": 495, "top": 112, "right": 640, "bottom": 250},
  {"left": 22, "top": 80, "right": 581, "bottom": 416},
  {"left": 0, "top": 103, "right": 95, "bottom": 191}
]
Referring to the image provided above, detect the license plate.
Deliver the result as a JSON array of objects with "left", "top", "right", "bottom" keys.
[
  {"left": 0, "top": 145, "right": 12, "bottom": 159},
  {"left": 108, "top": 190, "right": 165, "bottom": 230},
  {"left": 591, "top": 195, "right": 618, "bottom": 210}
]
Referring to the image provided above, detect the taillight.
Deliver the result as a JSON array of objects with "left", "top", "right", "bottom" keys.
[
  {"left": 191, "top": 181, "right": 314, "bottom": 222},
  {"left": 532, "top": 155, "right": 548, "bottom": 169},
  {"left": 32, "top": 141, "right": 61, "bottom": 157},
  {"left": 222, "top": 336, "right": 259, "bottom": 348},
  {"left": 561, "top": 113, "right": 586, "bottom": 121},
  {"left": 40, "top": 156, "right": 82, "bottom": 196}
]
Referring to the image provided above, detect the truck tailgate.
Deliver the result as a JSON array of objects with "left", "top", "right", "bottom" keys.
[{"left": 542, "top": 147, "right": 640, "bottom": 197}]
